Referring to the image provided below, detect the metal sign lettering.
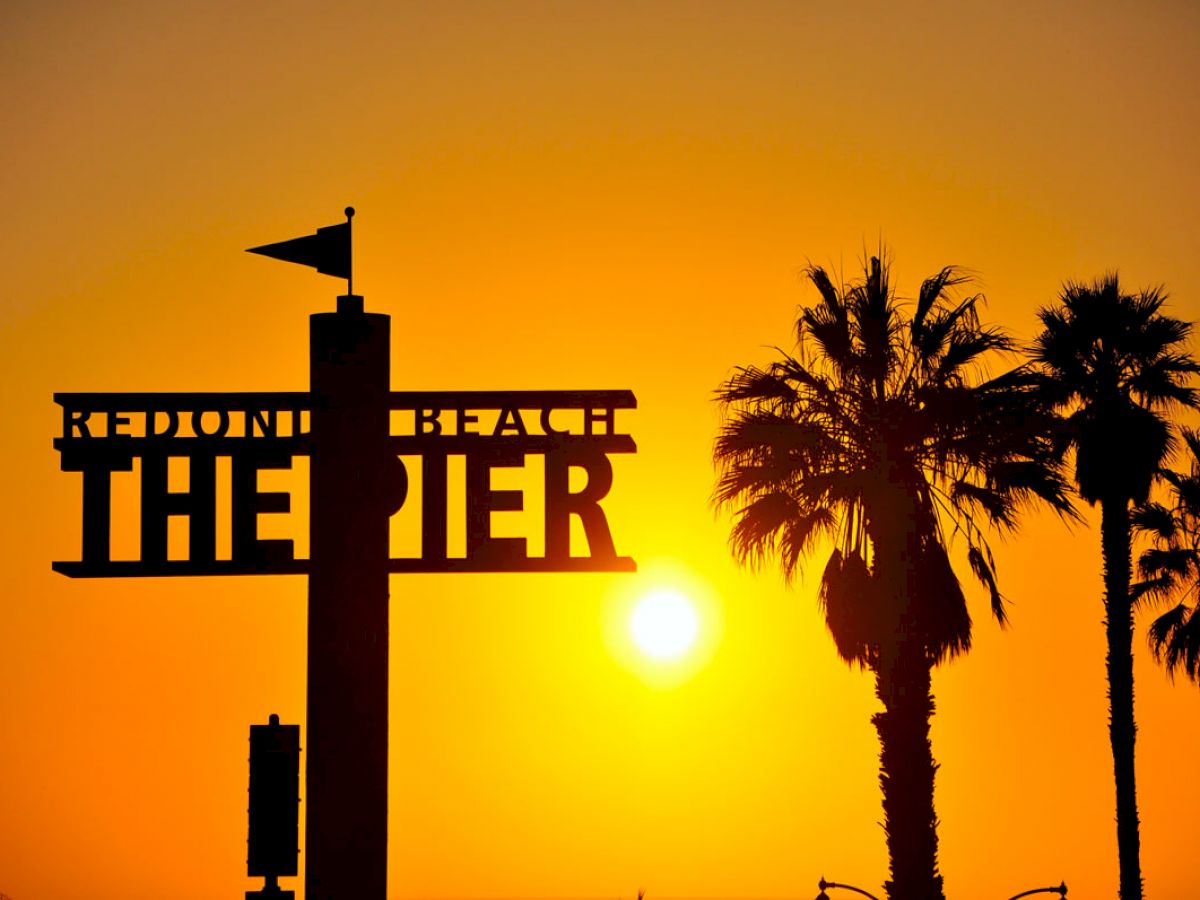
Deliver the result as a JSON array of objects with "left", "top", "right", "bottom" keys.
[{"left": 53, "top": 388, "right": 636, "bottom": 576}]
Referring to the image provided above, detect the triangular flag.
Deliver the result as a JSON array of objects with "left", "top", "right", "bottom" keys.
[{"left": 247, "top": 219, "right": 350, "bottom": 280}]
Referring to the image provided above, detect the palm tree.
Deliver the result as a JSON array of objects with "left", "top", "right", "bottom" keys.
[
  {"left": 1135, "top": 427, "right": 1200, "bottom": 682},
  {"left": 714, "top": 253, "right": 1071, "bottom": 900},
  {"left": 1031, "top": 274, "right": 1199, "bottom": 900}
]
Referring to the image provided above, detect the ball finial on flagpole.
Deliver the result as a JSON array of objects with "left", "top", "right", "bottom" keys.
[{"left": 345, "top": 207, "right": 355, "bottom": 219}]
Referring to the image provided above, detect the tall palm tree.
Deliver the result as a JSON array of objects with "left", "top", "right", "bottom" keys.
[
  {"left": 1031, "top": 274, "right": 1199, "bottom": 900},
  {"left": 714, "top": 253, "right": 1071, "bottom": 900},
  {"left": 1135, "top": 427, "right": 1200, "bottom": 682}
]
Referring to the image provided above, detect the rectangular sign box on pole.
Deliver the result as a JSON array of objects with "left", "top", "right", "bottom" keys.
[{"left": 248, "top": 715, "right": 299, "bottom": 881}]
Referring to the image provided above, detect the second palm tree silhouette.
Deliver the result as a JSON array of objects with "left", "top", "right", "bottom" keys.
[{"left": 1031, "top": 274, "right": 1199, "bottom": 900}]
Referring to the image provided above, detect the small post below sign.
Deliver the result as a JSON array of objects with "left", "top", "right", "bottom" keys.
[{"left": 247, "top": 714, "right": 299, "bottom": 899}]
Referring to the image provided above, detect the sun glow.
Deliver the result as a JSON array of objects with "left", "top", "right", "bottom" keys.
[
  {"left": 605, "top": 559, "right": 722, "bottom": 686},
  {"left": 631, "top": 589, "right": 700, "bottom": 659}
]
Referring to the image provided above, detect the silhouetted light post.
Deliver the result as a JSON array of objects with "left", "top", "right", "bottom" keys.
[
  {"left": 52, "top": 209, "right": 637, "bottom": 900},
  {"left": 816, "top": 876, "right": 881, "bottom": 900}
]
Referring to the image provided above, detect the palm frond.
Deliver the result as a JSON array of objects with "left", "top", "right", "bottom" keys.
[
  {"left": 1148, "top": 602, "right": 1200, "bottom": 683},
  {"left": 1137, "top": 546, "right": 1196, "bottom": 581},
  {"left": 967, "top": 545, "right": 1007, "bottom": 628},
  {"left": 727, "top": 492, "right": 799, "bottom": 570},
  {"left": 912, "top": 266, "right": 970, "bottom": 342},
  {"left": 1131, "top": 502, "right": 1176, "bottom": 541}
]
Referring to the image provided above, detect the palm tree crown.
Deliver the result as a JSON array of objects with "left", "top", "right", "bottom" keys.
[
  {"left": 714, "top": 253, "right": 1071, "bottom": 900},
  {"left": 1032, "top": 274, "right": 1198, "bottom": 506},
  {"left": 715, "top": 256, "right": 1070, "bottom": 664}
]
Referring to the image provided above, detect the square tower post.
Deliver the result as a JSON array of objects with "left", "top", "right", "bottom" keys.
[{"left": 306, "top": 294, "right": 393, "bottom": 899}]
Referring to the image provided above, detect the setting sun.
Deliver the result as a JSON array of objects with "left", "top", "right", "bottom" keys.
[{"left": 631, "top": 589, "right": 700, "bottom": 660}]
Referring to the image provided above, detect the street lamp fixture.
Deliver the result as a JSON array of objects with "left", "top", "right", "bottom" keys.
[
  {"left": 815, "top": 877, "right": 881, "bottom": 900},
  {"left": 1007, "top": 882, "right": 1067, "bottom": 900},
  {"left": 814, "top": 876, "right": 1067, "bottom": 900}
]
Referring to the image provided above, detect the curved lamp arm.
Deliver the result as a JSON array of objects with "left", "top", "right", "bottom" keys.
[
  {"left": 817, "top": 877, "right": 881, "bottom": 900},
  {"left": 1007, "top": 882, "right": 1067, "bottom": 900}
]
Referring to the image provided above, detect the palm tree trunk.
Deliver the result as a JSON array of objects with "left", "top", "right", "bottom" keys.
[
  {"left": 873, "top": 637, "right": 944, "bottom": 900},
  {"left": 1100, "top": 495, "right": 1142, "bottom": 900}
]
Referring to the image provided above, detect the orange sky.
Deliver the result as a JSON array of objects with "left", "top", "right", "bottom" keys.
[{"left": 3, "top": 2, "right": 1200, "bottom": 898}]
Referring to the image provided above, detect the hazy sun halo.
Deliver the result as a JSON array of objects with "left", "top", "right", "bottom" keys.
[{"left": 630, "top": 589, "right": 700, "bottom": 660}]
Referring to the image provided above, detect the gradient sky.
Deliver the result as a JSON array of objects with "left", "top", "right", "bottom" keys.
[{"left": 3, "top": 2, "right": 1200, "bottom": 899}]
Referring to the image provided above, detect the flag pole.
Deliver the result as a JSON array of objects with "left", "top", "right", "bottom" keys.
[{"left": 345, "top": 206, "right": 355, "bottom": 297}]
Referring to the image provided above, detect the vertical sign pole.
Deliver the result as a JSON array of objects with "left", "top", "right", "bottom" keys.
[{"left": 306, "top": 293, "right": 392, "bottom": 899}]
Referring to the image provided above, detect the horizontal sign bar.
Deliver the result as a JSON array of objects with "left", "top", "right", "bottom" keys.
[
  {"left": 387, "top": 434, "right": 635, "bottom": 453},
  {"left": 52, "top": 434, "right": 634, "bottom": 453},
  {"left": 53, "top": 556, "right": 636, "bottom": 577},
  {"left": 388, "top": 390, "right": 636, "bottom": 410},
  {"left": 54, "top": 392, "right": 312, "bottom": 412},
  {"left": 54, "top": 389, "right": 636, "bottom": 412},
  {"left": 55, "top": 435, "right": 313, "bottom": 452},
  {"left": 388, "top": 556, "right": 636, "bottom": 573},
  {"left": 52, "top": 560, "right": 310, "bottom": 578}
]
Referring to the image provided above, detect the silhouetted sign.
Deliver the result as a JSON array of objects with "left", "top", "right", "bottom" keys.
[
  {"left": 54, "top": 210, "right": 637, "bottom": 900},
  {"left": 52, "top": 388, "right": 635, "bottom": 577},
  {"left": 248, "top": 715, "right": 300, "bottom": 879}
]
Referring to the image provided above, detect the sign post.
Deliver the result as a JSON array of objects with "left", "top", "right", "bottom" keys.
[
  {"left": 305, "top": 295, "right": 395, "bottom": 898},
  {"left": 53, "top": 211, "right": 636, "bottom": 900}
]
